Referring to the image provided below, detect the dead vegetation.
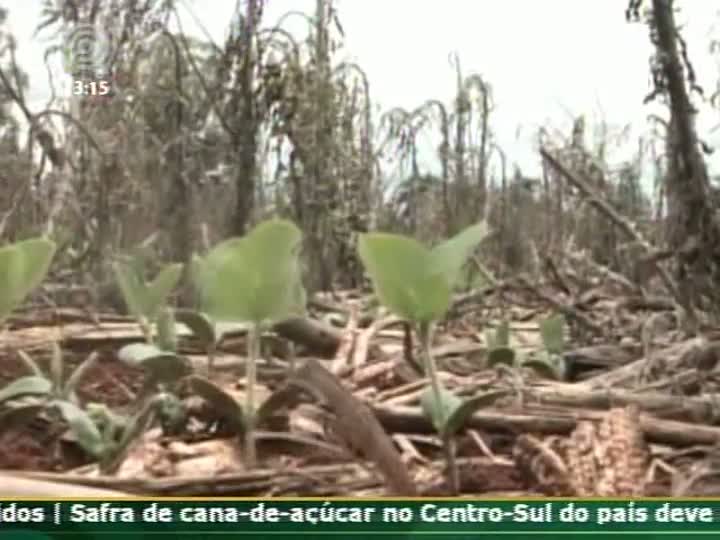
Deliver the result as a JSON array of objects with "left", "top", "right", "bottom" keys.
[{"left": 0, "top": 0, "right": 719, "bottom": 497}]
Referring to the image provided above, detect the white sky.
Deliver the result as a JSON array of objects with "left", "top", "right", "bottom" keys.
[{"left": 5, "top": 0, "right": 720, "bottom": 180}]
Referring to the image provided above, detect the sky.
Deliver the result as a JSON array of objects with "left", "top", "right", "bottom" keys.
[{"left": 5, "top": 0, "right": 720, "bottom": 181}]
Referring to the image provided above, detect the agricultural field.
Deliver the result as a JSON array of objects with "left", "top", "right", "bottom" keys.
[{"left": 0, "top": 0, "right": 719, "bottom": 497}]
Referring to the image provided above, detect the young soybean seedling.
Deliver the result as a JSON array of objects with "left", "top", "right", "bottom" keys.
[
  {"left": 522, "top": 313, "right": 568, "bottom": 380},
  {"left": 192, "top": 218, "right": 305, "bottom": 467},
  {"left": 358, "top": 222, "right": 508, "bottom": 494},
  {"left": 112, "top": 257, "right": 183, "bottom": 344}
]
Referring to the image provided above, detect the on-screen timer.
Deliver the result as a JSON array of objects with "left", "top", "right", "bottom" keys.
[
  {"left": 72, "top": 79, "right": 111, "bottom": 97},
  {"left": 64, "top": 70, "right": 126, "bottom": 101}
]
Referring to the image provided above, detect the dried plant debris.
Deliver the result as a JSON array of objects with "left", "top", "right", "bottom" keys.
[
  {"left": 514, "top": 406, "right": 649, "bottom": 496},
  {"left": 513, "top": 434, "right": 572, "bottom": 495},
  {"left": 590, "top": 405, "right": 649, "bottom": 496},
  {"left": 672, "top": 444, "right": 720, "bottom": 496}
]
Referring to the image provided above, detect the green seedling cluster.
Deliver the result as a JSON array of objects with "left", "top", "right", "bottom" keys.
[
  {"left": 529, "top": 313, "right": 568, "bottom": 380},
  {"left": 0, "top": 344, "right": 96, "bottom": 441},
  {"left": 357, "top": 221, "right": 509, "bottom": 493},
  {"left": 0, "top": 343, "right": 161, "bottom": 473},
  {"left": 112, "top": 219, "right": 308, "bottom": 469},
  {"left": 113, "top": 253, "right": 195, "bottom": 438},
  {"left": 485, "top": 315, "right": 568, "bottom": 380},
  {"left": 486, "top": 319, "right": 516, "bottom": 367},
  {"left": 0, "top": 223, "right": 560, "bottom": 489}
]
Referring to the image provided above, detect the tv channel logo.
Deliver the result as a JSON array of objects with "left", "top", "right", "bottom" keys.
[{"left": 62, "top": 22, "right": 114, "bottom": 78}]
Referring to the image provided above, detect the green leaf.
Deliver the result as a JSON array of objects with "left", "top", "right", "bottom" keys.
[
  {"left": 358, "top": 233, "right": 450, "bottom": 323},
  {"left": 118, "top": 343, "right": 192, "bottom": 383},
  {"left": 486, "top": 320, "right": 510, "bottom": 349},
  {"left": 444, "top": 390, "right": 510, "bottom": 437},
  {"left": 0, "top": 245, "right": 23, "bottom": 321},
  {"left": 540, "top": 314, "right": 565, "bottom": 354},
  {"left": 487, "top": 346, "right": 517, "bottom": 368},
  {"left": 14, "top": 238, "right": 56, "bottom": 300},
  {"left": 0, "top": 376, "right": 52, "bottom": 404},
  {"left": 113, "top": 260, "right": 148, "bottom": 320},
  {"left": 52, "top": 400, "right": 105, "bottom": 458},
  {"left": 145, "top": 263, "right": 183, "bottom": 320},
  {"left": 175, "top": 309, "right": 217, "bottom": 347},
  {"left": 0, "top": 238, "right": 56, "bottom": 323},
  {"left": 429, "top": 222, "right": 489, "bottom": 288},
  {"left": 197, "top": 219, "right": 305, "bottom": 324},
  {"left": 420, "top": 385, "right": 463, "bottom": 434}
]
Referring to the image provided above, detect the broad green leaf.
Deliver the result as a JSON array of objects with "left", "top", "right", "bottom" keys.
[
  {"left": 13, "top": 237, "right": 56, "bottom": 298},
  {"left": 52, "top": 400, "right": 105, "bottom": 457},
  {"left": 198, "top": 219, "right": 304, "bottom": 324},
  {"left": 175, "top": 309, "right": 217, "bottom": 346},
  {"left": 0, "top": 376, "right": 52, "bottom": 403},
  {"left": 0, "top": 238, "right": 53, "bottom": 323},
  {"left": 540, "top": 314, "right": 565, "bottom": 354},
  {"left": 487, "top": 346, "right": 517, "bottom": 368},
  {"left": 113, "top": 260, "right": 148, "bottom": 319},
  {"left": 358, "top": 233, "right": 450, "bottom": 323},
  {"left": 0, "top": 244, "right": 23, "bottom": 321},
  {"left": 118, "top": 343, "right": 192, "bottom": 383},
  {"left": 192, "top": 240, "right": 237, "bottom": 303},
  {"left": 444, "top": 390, "right": 510, "bottom": 437},
  {"left": 0, "top": 243, "right": 21, "bottom": 288},
  {"left": 420, "top": 385, "right": 463, "bottom": 434},
  {"left": 145, "top": 263, "right": 183, "bottom": 320},
  {"left": 429, "top": 222, "right": 489, "bottom": 288}
]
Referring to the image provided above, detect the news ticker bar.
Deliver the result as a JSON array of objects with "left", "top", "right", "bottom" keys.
[{"left": 0, "top": 499, "right": 719, "bottom": 535}]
